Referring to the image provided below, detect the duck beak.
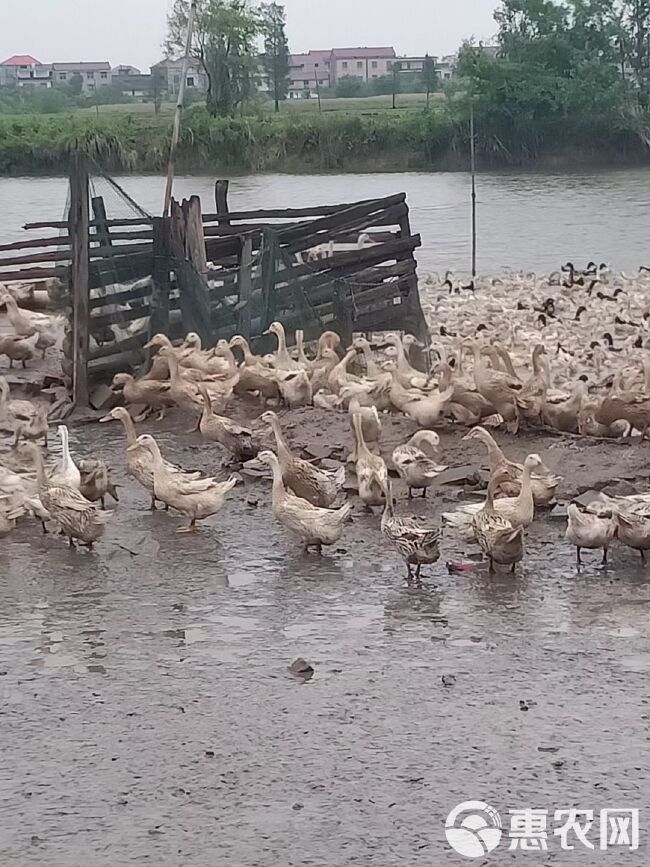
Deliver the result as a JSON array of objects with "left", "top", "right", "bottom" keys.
[{"left": 99, "top": 413, "right": 114, "bottom": 423}]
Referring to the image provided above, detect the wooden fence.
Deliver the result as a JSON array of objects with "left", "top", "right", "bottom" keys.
[{"left": 0, "top": 156, "right": 427, "bottom": 405}]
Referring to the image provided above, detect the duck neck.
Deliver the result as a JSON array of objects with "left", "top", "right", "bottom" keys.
[
  {"left": 269, "top": 416, "right": 291, "bottom": 461},
  {"left": 119, "top": 413, "right": 138, "bottom": 446},
  {"left": 268, "top": 457, "right": 286, "bottom": 499},
  {"left": 60, "top": 428, "right": 71, "bottom": 469},
  {"left": 353, "top": 414, "right": 370, "bottom": 459},
  {"left": 518, "top": 462, "right": 534, "bottom": 506}
]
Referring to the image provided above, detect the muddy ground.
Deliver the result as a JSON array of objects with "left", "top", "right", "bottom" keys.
[{"left": 2, "top": 403, "right": 650, "bottom": 865}]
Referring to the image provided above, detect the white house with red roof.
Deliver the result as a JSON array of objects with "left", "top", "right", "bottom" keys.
[{"left": 0, "top": 54, "right": 52, "bottom": 88}]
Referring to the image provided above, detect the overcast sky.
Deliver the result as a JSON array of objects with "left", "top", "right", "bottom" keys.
[{"left": 1, "top": 0, "right": 499, "bottom": 70}]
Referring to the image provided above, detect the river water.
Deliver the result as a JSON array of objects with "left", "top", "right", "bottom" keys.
[{"left": 2, "top": 167, "right": 650, "bottom": 274}]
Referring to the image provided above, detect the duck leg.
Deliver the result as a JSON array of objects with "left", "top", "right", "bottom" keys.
[
  {"left": 421, "top": 488, "right": 427, "bottom": 498},
  {"left": 68, "top": 536, "right": 76, "bottom": 548},
  {"left": 641, "top": 549, "right": 647, "bottom": 564},
  {"left": 576, "top": 547, "right": 582, "bottom": 566},
  {"left": 601, "top": 547, "right": 608, "bottom": 566},
  {"left": 149, "top": 496, "right": 158, "bottom": 511},
  {"left": 408, "top": 488, "right": 413, "bottom": 499},
  {"left": 177, "top": 518, "right": 198, "bottom": 534},
  {"left": 489, "top": 557, "right": 495, "bottom": 575}
]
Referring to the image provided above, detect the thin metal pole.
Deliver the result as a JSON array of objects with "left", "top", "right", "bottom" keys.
[
  {"left": 163, "top": 0, "right": 198, "bottom": 217},
  {"left": 470, "top": 101, "right": 477, "bottom": 278}
]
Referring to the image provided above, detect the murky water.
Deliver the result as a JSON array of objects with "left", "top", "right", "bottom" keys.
[
  {"left": 2, "top": 412, "right": 650, "bottom": 864},
  {"left": 2, "top": 167, "right": 650, "bottom": 274}
]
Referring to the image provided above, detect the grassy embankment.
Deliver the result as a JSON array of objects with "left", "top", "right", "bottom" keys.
[{"left": 0, "top": 93, "right": 648, "bottom": 175}]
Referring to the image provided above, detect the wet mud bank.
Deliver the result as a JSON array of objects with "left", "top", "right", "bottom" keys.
[{"left": 2, "top": 406, "right": 650, "bottom": 864}]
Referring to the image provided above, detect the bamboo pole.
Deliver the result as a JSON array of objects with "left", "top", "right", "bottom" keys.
[
  {"left": 470, "top": 101, "right": 477, "bottom": 279},
  {"left": 162, "top": 0, "right": 198, "bottom": 218}
]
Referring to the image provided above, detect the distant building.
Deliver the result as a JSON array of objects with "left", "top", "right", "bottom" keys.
[
  {"left": 112, "top": 65, "right": 141, "bottom": 77},
  {"left": 0, "top": 55, "right": 52, "bottom": 88},
  {"left": 288, "top": 47, "right": 398, "bottom": 98},
  {"left": 330, "top": 47, "right": 396, "bottom": 85},
  {"left": 288, "top": 49, "right": 332, "bottom": 98},
  {"left": 112, "top": 66, "right": 152, "bottom": 100},
  {"left": 394, "top": 55, "right": 437, "bottom": 75},
  {"left": 437, "top": 54, "right": 457, "bottom": 82},
  {"left": 151, "top": 57, "right": 208, "bottom": 98},
  {"left": 51, "top": 61, "right": 112, "bottom": 94}
]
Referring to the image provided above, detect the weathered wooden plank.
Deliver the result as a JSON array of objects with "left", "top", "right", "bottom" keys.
[
  {"left": 91, "top": 196, "right": 112, "bottom": 250},
  {"left": 284, "top": 203, "right": 408, "bottom": 256},
  {"left": 0, "top": 265, "right": 67, "bottom": 282},
  {"left": 69, "top": 152, "right": 90, "bottom": 406},
  {"left": 277, "top": 194, "right": 406, "bottom": 245},
  {"left": 0, "top": 235, "right": 71, "bottom": 252},
  {"left": 201, "top": 196, "right": 383, "bottom": 223},
  {"left": 25, "top": 217, "right": 153, "bottom": 230},
  {"left": 214, "top": 180, "right": 230, "bottom": 226},
  {"left": 149, "top": 216, "right": 171, "bottom": 340},
  {"left": 236, "top": 235, "right": 253, "bottom": 339}
]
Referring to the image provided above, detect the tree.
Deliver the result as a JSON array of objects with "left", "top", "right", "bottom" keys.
[
  {"left": 67, "top": 73, "right": 84, "bottom": 97},
  {"left": 421, "top": 53, "right": 438, "bottom": 108},
  {"left": 166, "top": 0, "right": 261, "bottom": 116},
  {"left": 260, "top": 2, "right": 290, "bottom": 112},
  {"left": 622, "top": 0, "right": 650, "bottom": 105}
]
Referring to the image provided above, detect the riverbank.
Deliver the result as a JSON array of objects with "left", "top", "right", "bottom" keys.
[{"left": 1, "top": 108, "right": 650, "bottom": 175}]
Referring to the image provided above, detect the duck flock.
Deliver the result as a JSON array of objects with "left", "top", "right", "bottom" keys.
[{"left": 3, "top": 263, "right": 650, "bottom": 578}]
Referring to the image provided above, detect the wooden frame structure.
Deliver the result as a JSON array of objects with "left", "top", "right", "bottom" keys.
[{"left": 0, "top": 157, "right": 427, "bottom": 405}]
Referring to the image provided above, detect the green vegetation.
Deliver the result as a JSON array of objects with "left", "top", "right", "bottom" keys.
[
  {"left": 4, "top": 1, "right": 650, "bottom": 173},
  {"left": 455, "top": 0, "right": 650, "bottom": 162}
]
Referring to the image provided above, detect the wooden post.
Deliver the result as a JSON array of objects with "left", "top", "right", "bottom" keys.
[
  {"left": 170, "top": 197, "right": 213, "bottom": 346},
  {"left": 69, "top": 152, "right": 90, "bottom": 406},
  {"left": 91, "top": 196, "right": 112, "bottom": 249},
  {"left": 397, "top": 204, "right": 428, "bottom": 347},
  {"left": 333, "top": 280, "right": 353, "bottom": 347},
  {"left": 470, "top": 101, "right": 477, "bottom": 279},
  {"left": 256, "top": 228, "right": 277, "bottom": 351},
  {"left": 184, "top": 195, "right": 208, "bottom": 278},
  {"left": 237, "top": 234, "right": 254, "bottom": 339},
  {"left": 149, "top": 216, "right": 171, "bottom": 344},
  {"left": 162, "top": 0, "right": 198, "bottom": 217},
  {"left": 215, "top": 179, "right": 230, "bottom": 225}
]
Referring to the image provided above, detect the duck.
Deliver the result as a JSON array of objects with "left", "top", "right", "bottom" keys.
[
  {"left": 49, "top": 425, "right": 81, "bottom": 489},
  {"left": 132, "top": 434, "right": 237, "bottom": 532},
  {"left": 348, "top": 397, "right": 381, "bottom": 461},
  {"left": 228, "top": 334, "right": 274, "bottom": 369},
  {"left": 392, "top": 431, "right": 447, "bottom": 498},
  {"left": 380, "top": 480, "right": 441, "bottom": 580},
  {"left": 258, "top": 450, "right": 351, "bottom": 552},
  {"left": 198, "top": 385, "right": 259, "bottom": 462},
  {"left": 472, "top": 470, "right": 525, "bottom": 573},
  {"left": 111, "top": 373, "right": 175, "bottom": 421},
  {"left": 263, "top": 321, "right": 301, "bottom": 371},
  {"left": 541, "top": 378, "right": 589, "bottom": 433},
  {"left": 262, "top": 410, "right": 345, "bottom": 507},
  {"left": 158, "top": 347, "right": 237, "bottom": 417},
  {"left": 466, "top": 340, "right": 521, "bottom": 432},
  {"left": 277, "top": 368, "right": 313, "bottom": 408},
  {"left": 0, "top": 332, "right": 40, "bottom": 369},
  {"left": 443, "top": 453, "right": 543, "bottom": 534},
  {"left": 100, "top": 407, "right": 201, "bottom": 510},
  {"left": 12, "top": 401, "right": 49, "bottom": 448},
  {"left": 382, "top": 333, "right": 431, "bottom": 390},
  {"left": 78, "top": 459, "right": 120, "bottom": 509},
  {"left": 0, "top": 497, "right": 22, "bottom": 538},
  {"left": 462, "top": 426, "right": 562, "bottom": 506},
  {"left": 0, "top": 376, "right": 37, "bottom": 436},
  {"left": 327, "top": 347, "right": 363, "bottom": 395},
  {"left": 566, "top": 501, "right": 617, "bottom": 566},
  {"left": 23, "top": 442, "right": 110, "bottom": 548},
  {"left": 0, "top": 293, "right": 65, "bottom": 358},
  {"left": 352, "top": 412, "right": 388, "bottom": 508}
]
